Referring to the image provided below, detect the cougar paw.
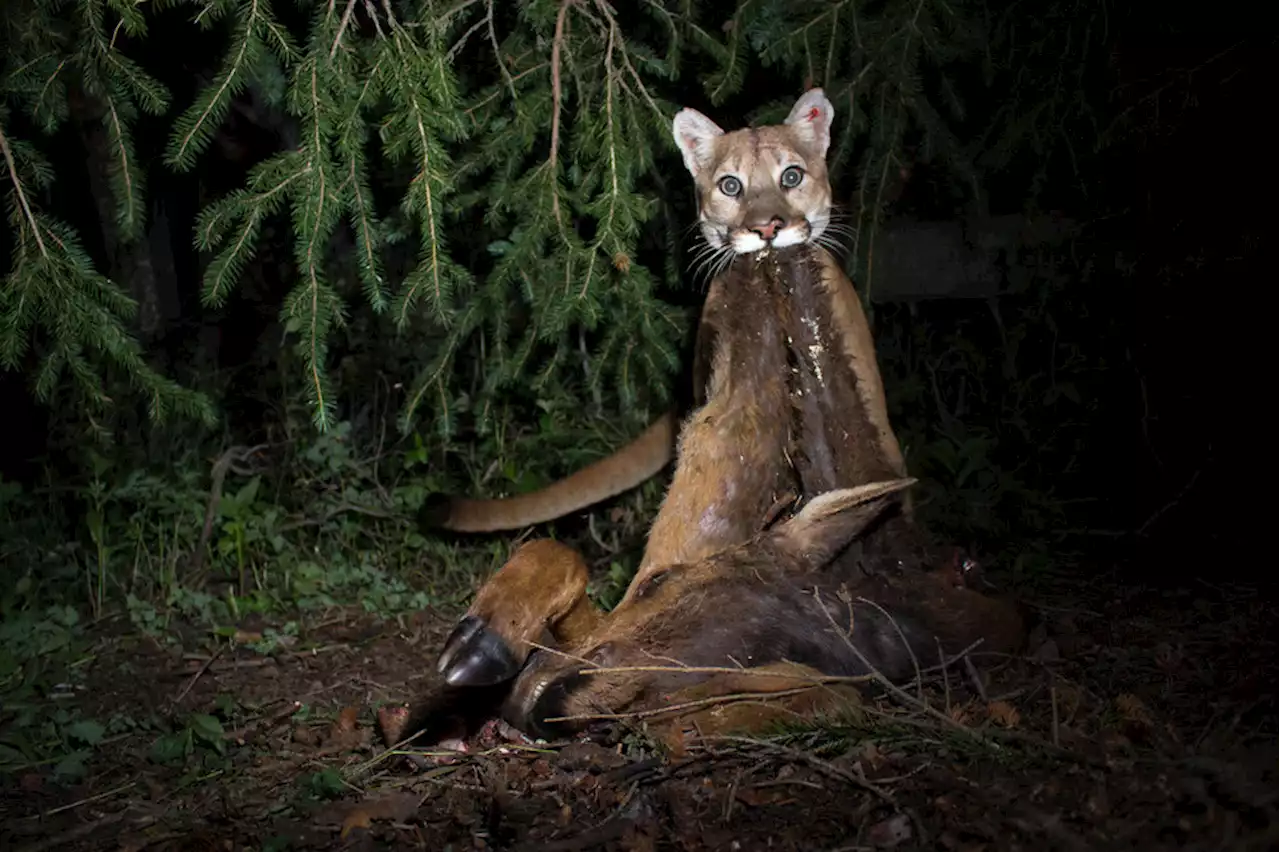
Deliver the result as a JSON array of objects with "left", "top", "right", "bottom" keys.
[{"left": 437, "top": 615, "right": 522, "bottom": 687}]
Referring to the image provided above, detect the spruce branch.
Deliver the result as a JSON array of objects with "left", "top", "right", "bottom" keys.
[
  {"left": 485, "top": 0, "right": 517, "bottom": 104},
  {"left": 166, "top": 0, "right": 275, "bottom": 170},
  {"left": 357, "top": 0, "right": 384, "bottom": 38},
  {"left": 548, "top": 0, "right": 573, "bottom": 234},
  {"left": 1, "top": 0, "right": 1088, "bottom": 440},
  {"left": 376, "top": 4, "right": 470, "bottom": 332},
  {"left": 614, "top": 33, "right": 664, "bottom": 122},
  {"left": 330, "top": 0, "right": 358, "bottom": 60},
  {"left": 0, "top": 120, "right": 47, "bottom": 258},
  {"left": 99, "top": 93, "right": 144, "bottom": 240},
  {"left": 463, "top": 61, "right": 547, "bottom": 121},
  {"left": 446, "top": 9, "right": 487, "bottom": 60}
]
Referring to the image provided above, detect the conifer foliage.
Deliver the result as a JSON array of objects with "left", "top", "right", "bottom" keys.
[{"left": 1, "top": 0, "right": 1003, "bottom": 435}]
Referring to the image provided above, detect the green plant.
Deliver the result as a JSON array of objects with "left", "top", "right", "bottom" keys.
[
  {"left": 149, "top": 711, "right": 228, "bottom": 767},
  {"left": 0, "top": 604, "right": 102, "bottom": 780}
]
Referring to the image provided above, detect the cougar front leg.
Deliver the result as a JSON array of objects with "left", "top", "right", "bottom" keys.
[{"left": 437, "top": 539, "right": 605, "bottom": 687}]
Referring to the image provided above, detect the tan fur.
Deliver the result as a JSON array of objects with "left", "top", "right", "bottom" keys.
[
  {"left": 464, "top": 479, "right": 1026, "bottom": 741},
  {"left": 817, "top": 252, "right": 906, "bottom": 477},
  {"left": 434, "top": 413, "right": 677, "bottom": 533},
  {"left": 409, "top": 93, "right": 955, "bottom": 744},
  {"left": 459, "top": 539, "right": 604, "bottom": 663},
  {"left": 428, "top": 89, "right": 904, "bottom": 533},
  {"left": 639, "top": 662, "right": 866, "bottom": 752},
  {"left": 627, "top": 254, "right": 796, "bottom": 590},
  {"left": 448, "top": 249, "right": 804, "bottom": 661},
  {"left": 673, "top": 89, "right": 835, "bottom": 255}
]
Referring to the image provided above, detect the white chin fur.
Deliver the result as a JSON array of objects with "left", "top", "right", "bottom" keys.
[
  {"left": 728, "top": 224, "right": 811, "bottom": 255},
  {"left": 730, "top": 233, "right": 769, "bottom": 254},
  {"left": 771, "top": 226, "right": 809, "bottom": 249}
]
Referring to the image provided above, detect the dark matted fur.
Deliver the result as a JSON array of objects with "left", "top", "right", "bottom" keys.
[
  {"left": 403, "top": 246, "right": 1024, "bottom": 747},
  {"left": 496, "top": 477, "right": 1025, "bottom": 741},
  {"left": 627, "top": 248, "right": 801, "bottom": 579},
  {"left": 769, "top": 246, "right": 929, "bottom": 570}
]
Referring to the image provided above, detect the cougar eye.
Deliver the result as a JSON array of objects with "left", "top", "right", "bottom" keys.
[
  {"left": 717, "top": 175, "right": 743, "bottom": 197},
  {"left": 780, "top": 166, "right": 805, "bottom": 189}
]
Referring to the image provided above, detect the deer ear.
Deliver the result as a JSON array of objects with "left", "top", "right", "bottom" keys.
[
  {"left": 672, "top": 107, "right": 725, "bottom": 178},
  {"left": 776, "top": 479, "right": 916, "bottom": 568},
  {"left": 784, "top": 88, "right": 834, "bottom": 159}
]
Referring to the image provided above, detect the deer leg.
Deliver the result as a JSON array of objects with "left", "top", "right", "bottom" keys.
[
  {"left": 438, "top": 539, "right": 605, "bottom": 687},
  {"left": 644, "top": 661, "right": 865, "bottom": 746}
]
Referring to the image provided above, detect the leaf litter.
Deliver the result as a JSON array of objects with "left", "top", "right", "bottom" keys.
[{"left": 0, "top": 573, "right": 1274, "bottom": 851}]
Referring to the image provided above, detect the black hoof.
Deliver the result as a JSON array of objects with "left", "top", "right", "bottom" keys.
[{"left": 437, "top": 615, "right": 522, "bottom": 687}]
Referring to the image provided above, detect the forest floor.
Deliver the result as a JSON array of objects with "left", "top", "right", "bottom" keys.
[{"left": 1, "top": 563, "right": 1275, "bottom": 852}]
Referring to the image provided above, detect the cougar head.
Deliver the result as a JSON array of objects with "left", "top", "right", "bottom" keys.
[{"left": 672, "top": 89, "right": 836, "bottom": 268}]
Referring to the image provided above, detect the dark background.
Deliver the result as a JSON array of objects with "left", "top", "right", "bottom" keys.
[{"left": 0, "top": 4, "right": 1270, "bottom": 589}]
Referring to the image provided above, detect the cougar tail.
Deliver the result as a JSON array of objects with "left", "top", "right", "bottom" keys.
[{"left": 419, "top": 411, "right": 678, "bottom": 533}]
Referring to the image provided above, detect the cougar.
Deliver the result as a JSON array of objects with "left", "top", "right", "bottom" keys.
[
  {"left": 397, "top": 95, "right": 1005, "bottom": 750},
  {"left": 420, "top": 89, "right": 906, "bottom": 533}
]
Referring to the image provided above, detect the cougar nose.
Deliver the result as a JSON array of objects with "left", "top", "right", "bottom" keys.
[{"left": 750, "top": 217, "right": 785, "bottom": 241}]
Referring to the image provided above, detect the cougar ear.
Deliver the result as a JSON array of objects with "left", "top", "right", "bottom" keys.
[
  {"left": 775, "top": 479, "right": 916, "bottom": 568},
  {"left": 672, "top": 107, "right": 725, "bottom": 178},
  {"left": 784, "top": 88, "right": 835, "bottom": 160}
]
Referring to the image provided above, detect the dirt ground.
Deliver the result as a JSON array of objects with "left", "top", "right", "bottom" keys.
[{"left": 1, "top": 567, "right": 1275, "bottom": 852}]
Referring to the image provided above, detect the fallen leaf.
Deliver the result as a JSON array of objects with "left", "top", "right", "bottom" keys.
[
  {"left": 1085, "top": 787, "right": 1111, "bottom": 817},
  {"left": 340, "top": 809, "right": 371, "bottom": 839},
  {"left": 858, "top": 740, "right": 885, "bottom": 770},
  {"left": 377, "top": 704, "right": 410, "bottom": 745},
  {"left": 1115, "top": 693, "right": 1154, "bottom": 729},
  {"left": 334, "top": 706, "right": 360, "bottom": 733},
  {"left": 986, "top": 700, "right": 1021, "bottom": 728},
  {"left": 339, "top": 792, "right": 421, "bottom": 839},
  {"left": 947, "top": 701, "right": 976, "bottom": 726},
  {"left": 316, "top": 705, "right": 366, "bottom": 749},
  {"left": 735, "top": 787, "right": 797, "bottom": 807},
  {"left": 646, "top": 722, "right": 688, "bottom": 758}
]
